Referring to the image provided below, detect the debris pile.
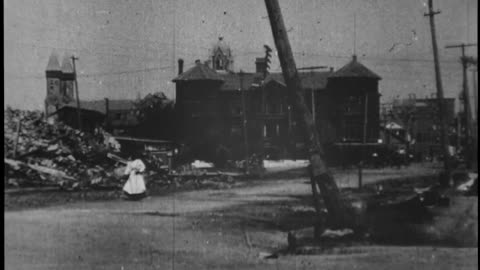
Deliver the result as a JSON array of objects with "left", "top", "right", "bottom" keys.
[
  {"left": 4, "top": 109, "right": 122, "bottom": 190},
  {"left": 5, "top": 109, "right": 239, "bottom": 192}
]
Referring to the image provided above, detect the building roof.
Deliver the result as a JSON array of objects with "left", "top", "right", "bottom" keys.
[
  {"left": 269, "top": 72, "right": 331, "bottom": 89},
  {"left": 61, "top": 55, "right": 74, "bottom": 73},
  {"left": 330, "top": 55, "right": 381, "bottom": 80},
  {"left": 216, "top": 71, "right": 331, "bottom": 91},
  {"left": 46, "top": 53, "right": 61, "bottom": 71},
  {"left": 172, "top": 63, "right": 224, "bottom": 82},
  {"left": 218, "top": 72, "right": 261, "bottom": 90},
  {"left": 60, "top": 99, "right": 136, "bottom": 115}
]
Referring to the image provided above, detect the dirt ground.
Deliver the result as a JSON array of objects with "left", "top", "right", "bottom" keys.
[{"left": 4, "top": 163, "right": 478, "bottom": 270}]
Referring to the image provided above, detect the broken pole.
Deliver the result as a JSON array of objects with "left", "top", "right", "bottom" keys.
[
  {"left": 424, "top": 0, "right": 451, "bottom": 185},
  {"left": 71, "top": 55, "right": 82, "bottom": 131},
  {"left": 12, "top": 119, "right": 22, "bottom": 159},
  {"left": 104, "top": 98, "right": 110, "bottom": 129},
  {"left": 264, "top": 0, "right": 350, "bottom": 227},
  {"left": 240, "top": 70, "right": 250, "bottom": 174}
]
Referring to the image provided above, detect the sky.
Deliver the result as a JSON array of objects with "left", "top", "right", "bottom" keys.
[{"left": 4, "top": 0, "right": 478, "bottom": 111}]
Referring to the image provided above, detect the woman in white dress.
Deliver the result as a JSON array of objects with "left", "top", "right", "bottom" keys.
[{"left": 122, "top": 159, "right": 147, "bottom": 200}]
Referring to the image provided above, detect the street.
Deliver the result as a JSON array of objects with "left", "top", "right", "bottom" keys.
[{"left": 5, "top": 164, "right": 478, "bottom": 270}]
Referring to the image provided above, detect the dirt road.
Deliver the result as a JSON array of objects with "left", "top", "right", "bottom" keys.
[{"left": 5, "top": 164, "right": 478, "bottom": 270}]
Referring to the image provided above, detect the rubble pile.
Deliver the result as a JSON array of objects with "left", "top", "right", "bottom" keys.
[
  {"left": 4, "top": 109, "right": 122, "bottom": 190},
  {"left": 4, "top": 109, "right": 238, "bottom": 192}
]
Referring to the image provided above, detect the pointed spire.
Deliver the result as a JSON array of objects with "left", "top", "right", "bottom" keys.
[
  {"left": 46, "top": 52, "right": 61, "bottom": 71},
  {"left": 61, "top": 54, "right": 74, "bottom": 74}
]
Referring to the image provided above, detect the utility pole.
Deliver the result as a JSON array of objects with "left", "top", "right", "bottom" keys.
[
  {"left": 172, "top": 0, "right": 177, "bottom": 100},
  {"left": 472, "top": 70, "right": 478, "bottom": 172},
  {"left": 424, "top": 0, "right": 451, "bottom": 184},
  {"left": 240, "top": 70, "right": 250, "bottom": 174},
  {"left": 311, "top": 75, "right": 315, "bottom": 123},
  {"left": 265, "top": 0, "right": 350, "bottom": 227},
  {"left": 297, "top": 66, "right": 329, "bottom": 123},
  {"left": 472, "top": 69, "right": 478, "bottom": 117},
  {"left": 71, "top": 55, "right": 82, "bottom": 131},
  {"left": 445, "top": 43, "right": 477, "bottom": 169},
  {"left": 358, "top": 93, "right": 369, "bottom": 189}
]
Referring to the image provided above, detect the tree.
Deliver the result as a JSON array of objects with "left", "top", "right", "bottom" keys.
[
  {"left": 133, "top": 92, "right": 176, "bottom": 140},
  {"left": 390, "top": 97, "right": 417, "bottom": 143}
]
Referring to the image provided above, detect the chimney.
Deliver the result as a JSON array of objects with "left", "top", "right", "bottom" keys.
[
  {"left": 255, "top": 58, "right": 267, "bottom": 74},
  {"left": 329, "top": 67, "right": 334, "bottom": 72},
  {"left": 195, "top": 59, "right": 201, "bottom": 65},
  {"left": 178, "top": 59, "right": 184, "bottom": 75},
  {"left": 352, "top": 54, "right": 357, "bottom": 62}
]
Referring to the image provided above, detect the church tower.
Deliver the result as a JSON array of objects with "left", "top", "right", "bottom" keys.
[
  {"left": 45, "top": 52, "right": 62, "bottom": 115},
  {"left": 210, "top": 37, "right": 234, "bottom": 72},
  {"left": 60, "top": 55, "right": 75, "bottom": 104}
]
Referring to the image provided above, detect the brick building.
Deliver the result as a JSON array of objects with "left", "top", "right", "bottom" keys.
[{"left": 173, "top": 40, "right": 382, "bottom": 162}]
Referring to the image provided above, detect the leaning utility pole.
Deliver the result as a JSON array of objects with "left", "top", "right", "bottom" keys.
[
  {"left": 445, "top": 43, "right": 477, "bottom": 169},
  {"left": 473, "top": 69, "right": 478, "bottom": 172},
  {"left": 71, "top": 55, "right": 82, "bottom": 130},
  {"left": 239, "top": 70, "right": 250, "bottom": 174},
  {"left": 424, "top": 0, "right": 451, "bottom": 183},
  {"left": 264, "top": 0, "right": 350, "bottom": 227}
]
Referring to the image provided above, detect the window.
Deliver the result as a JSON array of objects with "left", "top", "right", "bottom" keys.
[
  {"left": 48, "top": 80, "right": 57, "bottom": 94},
  {"left": 345, "top": 96, "right": 362, "bottom": 114},
  {"left": 215, "top": 59, "right": 222, "bottom": 69},
  {"left": 270, "top": 103, "right": 278, "bottom": 114},
  {"left": 263, "top": 123, "right": 280, "bottom": 138},
  {"left": 231, "top": 103, "right": 242, "bottom": 116},
  {"left": 267, "top": 102, "right": 283, "bottom": 114},
  {"left": 60, "top": 83, "right": 66, "bottom": 96},
  {"left": 255, "top": 102, "right": 262, "bottom": 113},
  {"left": 231, "top": 126, "right": 241, "bottom": 137},
  {"left": 344, "top": 119, "right": 362, "bottom": 141},
  {"left": 214, "top": 53, "right": 224, "bottom": 70}
]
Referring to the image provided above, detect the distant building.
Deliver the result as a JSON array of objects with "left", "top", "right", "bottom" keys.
[
  {"left": 173, "top": 39, "right": 382, "bottom": 161},
  {"left": 45, "top": 53, "right": 75, "bottom": 116},
  {"left": 45, "top": 53, "right": 138, "bottom": 133},
  {"left": 412, "top": 97, "right": 456, "bottom": 159},
  {"left": 55, "top": 99, "right": 138, "bottom": 134},
  {"left": 381, "top": 96, "right": 456, "bottom": 160}
]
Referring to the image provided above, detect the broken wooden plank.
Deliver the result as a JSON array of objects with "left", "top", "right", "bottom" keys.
[
  {"left": 4, "top": 158, "right": 75, "bottom": 181},
  {"left": 5, "top": 186, "right": 60, "bottom": 194},
  {"left": 27, "top": 164, "right": 75, "bottom": 180},
  {"left": 107, "top": 153, "right": 129, "bottom": 164}
]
